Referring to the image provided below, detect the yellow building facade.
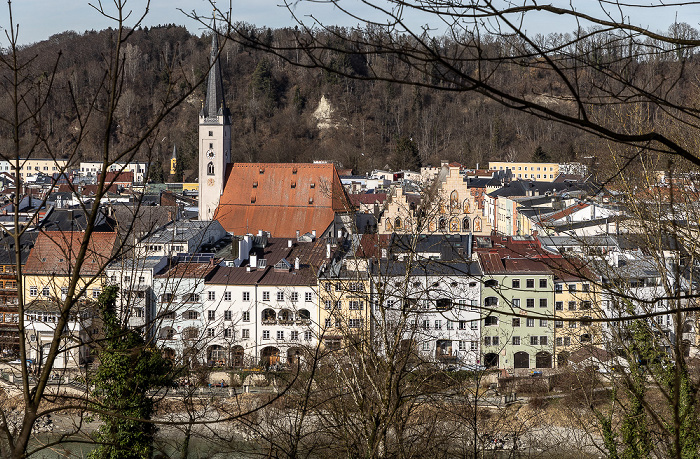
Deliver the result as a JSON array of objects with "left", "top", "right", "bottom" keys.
[{"left": 489, "top": 162, "right": 560, "bottom": 181}]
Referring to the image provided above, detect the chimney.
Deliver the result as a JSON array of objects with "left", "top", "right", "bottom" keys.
[
  {"left": 326, "top": 243, "right": 331, "bottom": 259},
  {"left": 294, "top": 257, "right": 300, "bottom": 270}
]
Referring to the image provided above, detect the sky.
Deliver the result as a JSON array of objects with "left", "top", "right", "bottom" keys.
[{"left": 3, "top": 0, "right": 700, "bottom": 47}]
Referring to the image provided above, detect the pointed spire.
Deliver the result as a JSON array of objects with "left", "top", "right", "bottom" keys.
[{"left": 202, "top": 31, "right": 229, "bottom": 123}]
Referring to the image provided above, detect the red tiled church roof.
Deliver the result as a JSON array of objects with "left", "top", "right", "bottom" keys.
[
  {"left": 215, "top": 163, "right": 353, "bottom": 238},
  {"left": 24, "top": 231, "right": 118, "bottom": 276}
]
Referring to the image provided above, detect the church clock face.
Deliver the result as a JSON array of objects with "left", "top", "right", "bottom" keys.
[{"left": 206, "top": 149, "right": 215, "bottom": 159}]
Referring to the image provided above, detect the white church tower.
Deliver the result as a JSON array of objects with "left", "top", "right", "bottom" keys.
[{"left": 198, "top": 31, "right": 231, "bottom": 221}]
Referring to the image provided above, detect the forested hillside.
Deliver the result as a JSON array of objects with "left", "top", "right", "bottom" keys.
[{"left": 3, "top": 24, "right": 696, "bottom": 179}]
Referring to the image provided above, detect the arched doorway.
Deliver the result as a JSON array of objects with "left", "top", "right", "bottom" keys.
[
  {"left": 278, "top": 309, "right": 293, "bottom": 323},
  {"left": 262, "top": 309, "right": 276, "bottom": 323},
  {"left": 484, "top": 352, "right": 499, "bottom": 368},
  {"left": 231, "top": 345, "right": 245, "bottom": 368},
  {"left": 261, "top": 346, "right": 280, "bottom": 368},
  {"left": 535, "top": 351, "right": 552, "bottom": 368},
  {"left": 514, "top": 351, "right": 529, "bottom": 368},
  {"left": 207, "top": 345, "right": 226, "bottom": 366}
]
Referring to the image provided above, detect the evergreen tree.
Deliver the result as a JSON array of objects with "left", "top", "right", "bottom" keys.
[
  {"left": 250, "top": 58, "right": 278, "bottom": 115},
  {"left": 532, "top": 145, "right": 551, "bottom": 162},
  {"left": 89, "top": 286, "right": 173, "bottom": 459},
  {"left": 390, "top": 136, "right": 421, "bottom": 172}
]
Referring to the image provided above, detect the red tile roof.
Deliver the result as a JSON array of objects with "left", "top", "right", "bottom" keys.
[
  {"left": 105, "top": 170, "right": 134, "bottom": 185},
  {"left": 215, "top": 163, "right": 353, "bottom": 238},
  {"left": 354, "top": 234, "right": 391, "bottom": 259},
  {"left": 349, "top": 193, "right": 387, "bottom": 206},
  {"left": 539, "top": 202, "right": 589, "bottom": 223},
  {"left": 24, "top": 231, "right": 118, "bottom": 276}
]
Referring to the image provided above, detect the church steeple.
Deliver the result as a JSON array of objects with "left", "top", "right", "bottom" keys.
[
  {"left": 198, "top": 29, "right": 232, "bottom": 221},
  {"left": 201, "top": 31, "right": 230, "bottom": 124}
]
